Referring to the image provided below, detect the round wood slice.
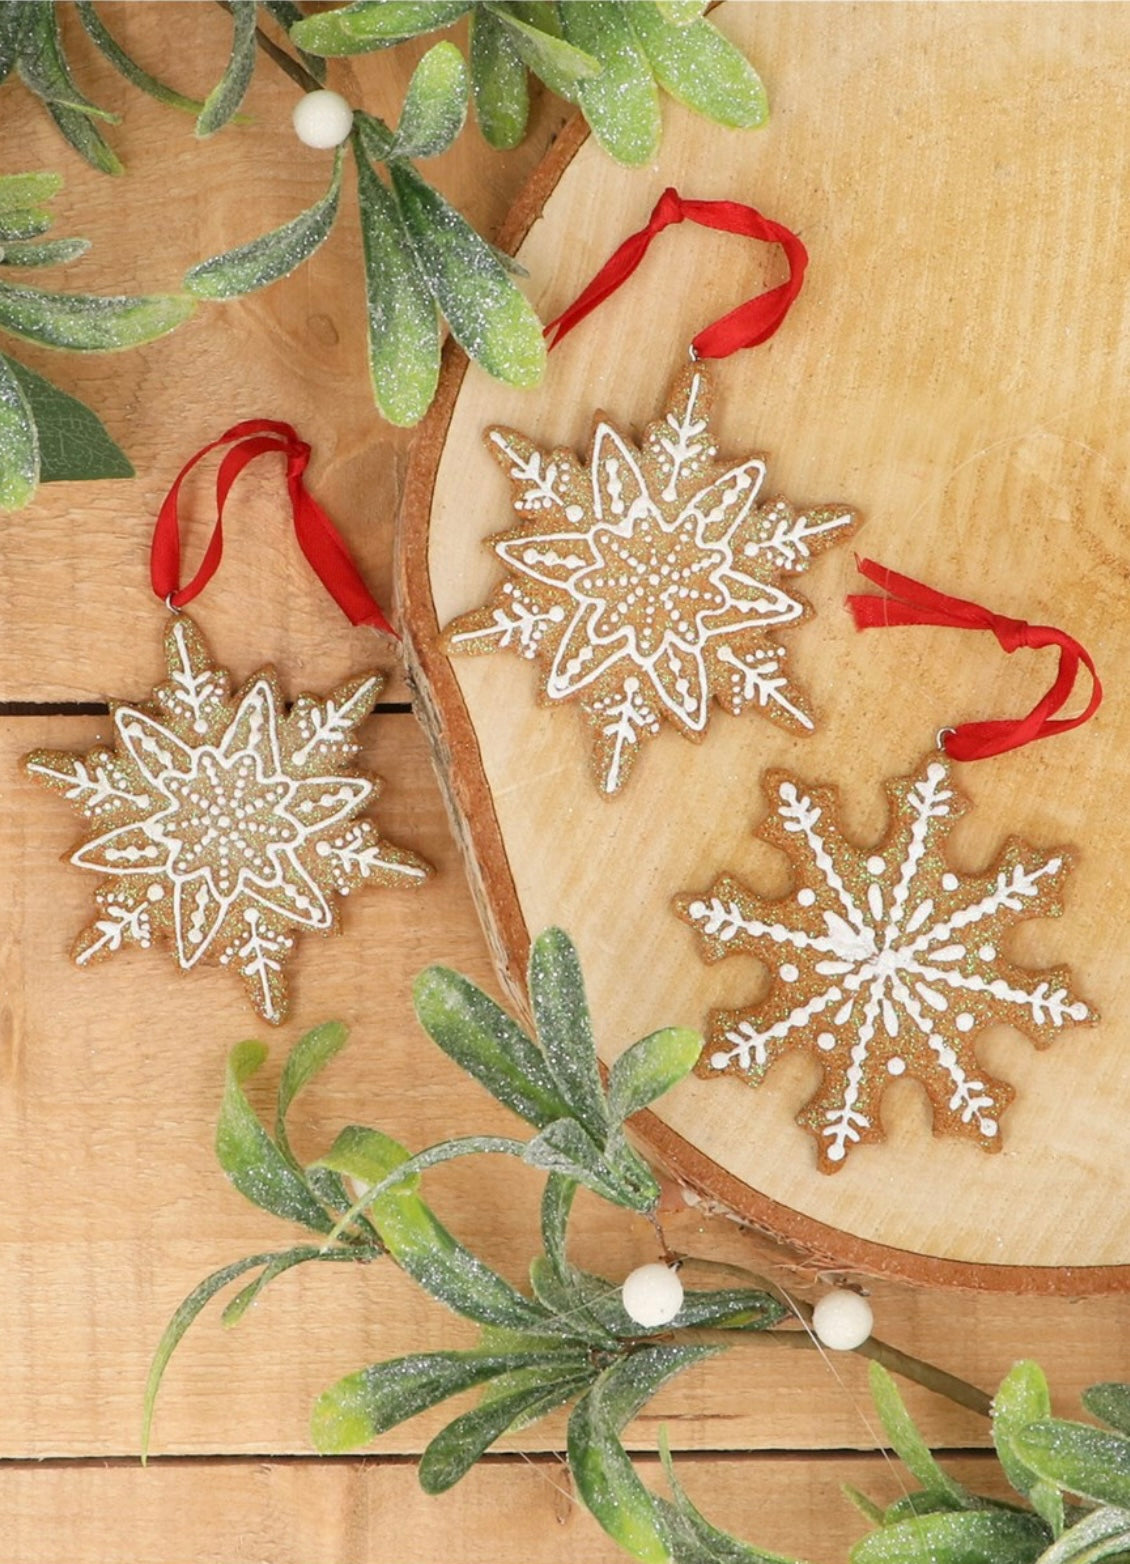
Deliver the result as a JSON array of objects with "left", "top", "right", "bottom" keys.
[{"left": 400, "top": 3, "right": 1130, "bottom": 1292}]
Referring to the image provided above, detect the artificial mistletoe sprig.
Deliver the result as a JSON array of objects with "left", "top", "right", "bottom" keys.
[{"left": 145, "top": 927, "right": 1130, "bottom": 1562}]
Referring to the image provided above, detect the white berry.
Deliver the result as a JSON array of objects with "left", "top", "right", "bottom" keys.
[
  {"left": 621, "top": 1263, "right": 684, "bottom": 1327},
  {"left": 812, "top": 1289, "right": 873, "bottom": 1351},
  {"left": 292, "top": 90, "right": 354, "bottom": 149}
]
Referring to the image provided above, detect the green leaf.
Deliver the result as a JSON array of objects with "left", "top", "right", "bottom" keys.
[
  {"left": 274, "top": 1019, "right": 350, "bottom": 1170},
  {"left": 528, "top": 928, "right": 609, "bottom": 1143},
  {"left": 184, "top": 148, "right": 342, "bottom": 298},
  {"left": 527, "top": 1255, "right": 619, "bottom": 1347},
  {"left": 0, "top": 171, "right": 63, "bottom": 213},
  {"left": 390, "top": 40, "right": 467, "bottom": 158},
  {"left": 655, "top": 1, "right": 706, "bottom": 22},
  {"left": 540, "top": 1174, "right": 577, "bottom": 1281},
  {"left": 608, "top": 1027, "right": 701, "bottom": 1122},
  {"left": 215, "top": 1040, "right": 334, "bottom": 1235},
  {"left": 1085, "top": 1385, "right": 1130, "bottom": 1438},
  {"left": 196, "top": 0, "right": 257, "bottom": 138},
  {"left": 355, "top": 153, "right": 440, "bottom": 426},
  {"left": 993, "top": 1362, "right": 1063, "bottom": 1535},
  {"left": 626, "top": 4, "right": 768, "bottom": 129},
  {"left": 291, "top": 1, "right": 472, "bottom": 56},
  {"left": 559, "top": 2, "right": 661, "bottom": 166},
  {"left": 568, "top": 1345, "right": 720, "bottom": 1564},
  {"left": 219, "top": 1244, "right": 367, "bottom": 1328},
  {"left": 262, "top": 0, "right": 327, "bottom": 83},
  {"left": 389, "top": 160, "right": 546, "bottom": 386},
  {"left": 484, "top": 4, "right": 602, "bottom": 99},
  {"left": 310, "top": 1348, "right": 570, "bottom": 1452},
  {"left": 842, "top": 1484, "right": 885, "bottom": 1526},
  {"left": 315, "top": 1122, "right": 420, "bottom": 1192},
  {"left": 469, "top": 7, "right": 529, "bottom": 149},
  {"left": 0, "top": 211, "right": 53, "bottom": 244},
  {"left": 849, "top": 1510, "right": 1050, "bottom": 1563},
  {"left": 412, "top": 965, "right": 568, "bottom": 1128},
  {"left": 75, "top": 2, "right": 205, "bottom": 113},
  {"left": 1015, "top": 1420, "right": 1130, "bottom": 1510},
  {"left": 0, "top": 278, "right": 194, "bottom": 352},
  {"left": 657, "top": 1427, "right": 811, "bottom": 1564},
  {"left": 523, "top": 1117, "right": 634, "bottom": 1207},
  {"left": 869, "top": 1362, "right": 976, "bottom": 1509},
  {"left": 0, "top": 353, "right": 38, "bottom": 509},
  {"left": 602, "top": 1127, "right": 663, "bottom": 1209},
  {"left": 142, "top": 1247, "right": 321, "bottom": 1459},
  {"left": 355, "top": 108, "right": 396, "bottom": 160},
  {"left": 477, "top": 1361, "right": 597, "bottom": 1431},
  {"left": 0, "top": 237, "right": 91, "bottom": 267},
  {"left": 420, "top": 1371, "right": 592, "bottom": 1493},
  {"left": 15, "top": 6, "right": 117, "bottom": 118},
  {"left": 4, "top": 354, "right": 132, "bottom": 483},
  {"left": 1034, "top": 1507, "right": 1130, "bottom": 1564}
]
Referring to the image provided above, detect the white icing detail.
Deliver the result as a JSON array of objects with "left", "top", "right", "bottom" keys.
[
  {"left": 956, "top": 1013, "right": 975, "bottom": 1032},
  {"left": 797, "top": 887, "right": 816, "bottom": 907},
  {"left": 817, "top": 1031, "right": 836, "bottom": 1051},
  {"left": 942, "top": 872, "right": 959, "bottom": 891},
  {"left": 291, "top": 678, "right": 379, "bottom": 766},
  {"left": 866, "top": 856, "right": 885, "bottom": 875},
  {"left": 779, "top": 963, "right": 799, "bottom": 983},
  {"left": 887, "top": 1057, "right": 906, "bottom": 1076}
]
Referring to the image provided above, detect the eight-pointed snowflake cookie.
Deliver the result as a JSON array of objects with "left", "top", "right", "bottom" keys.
[
  {"left": 676, "top": 752, "right": 1095, "bottom": 1172},
  {"left": 442, "top": 363, "right": 860, "bottom": 796},
  {"left": 25, "top": 615, "right": 431, "bottom": 1024}
]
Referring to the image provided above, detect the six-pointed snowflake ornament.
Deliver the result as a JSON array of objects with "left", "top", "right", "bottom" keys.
[
  {"left": 442, "top": 364, "right": 860, "bottom": 796},
  {"left": 676, "top": 753, "right": 1095, "bottom": 1172},
  {"left": 25, "top": 616, "right": 431, "bottom": 1024}
]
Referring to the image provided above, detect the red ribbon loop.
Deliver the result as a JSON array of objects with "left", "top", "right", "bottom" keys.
[
  {"left": 847, "top": 558, "right": 1101, "bottom": 762},
  {"left": 150, "top": 420, "right": 395, "bottom": 638},
  {"left": 543, "top": 187, "right": 808, "bottom": 359}
]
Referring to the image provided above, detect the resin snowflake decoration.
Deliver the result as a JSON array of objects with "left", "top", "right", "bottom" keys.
[
  {"left": 26, "top": 616, "right": 431, "bottom": 1024},
  {"left": 676, "top": 753, "right": 1094, "bottom": 1172},
  {"left": 442, "top": 363, "right": 859, "bottom": 796}
]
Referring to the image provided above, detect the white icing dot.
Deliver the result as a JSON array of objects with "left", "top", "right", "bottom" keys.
[
  {"left": 812, "top": 1289, "right": 874, "bottom": 1350},
  {"left": 621, "top": 1263, "right": 684, "bottom": 1327},
  {"left": 983, "top": 1121, "right": 999, "bottom": 1138},
  {"left": 779, "top": 963, "right": 799, "bottom": 983},
  {"left": 979, "top": 944, "right": 996, "bottom": 961},
  {"left": 887, "top": 1057, "right": 906, "bottom": 1076},
  {"left": 710, "top": 1051, "right": 730, "bottom": 1071},
  {"left": 797, "top": 887, "right": 816, "bottom": 907},
  {"left": 827, "top": 1144, "right": 846, "bottom": 1162},
  {"left": 193, "top": 719, "right": 208, "bottom": 735},
  {"left": 292, "top": 89, "right": 354, "bottom": 148},
  {"left": 955, "top": 1013, "right": 975, "bottom": 1033},
  {"left": 146, "top": 884, "right": 165, "bottom": 902},
  {"left": 866, "top": 855, "right": 885, "bottom": 875},
  {"left": 565, "top": 505, "right": 584, "bottom": 523},
  {"left": 942, "top": 873, "right": 959, "bottom": 892},
  {"left": 817, "top": 1032, "right": 836, "bottom": 1052}
]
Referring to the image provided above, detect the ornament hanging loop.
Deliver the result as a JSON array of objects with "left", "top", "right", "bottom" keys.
[{"left": 847, "top": 556, "right": 1102, "bottom": 762}]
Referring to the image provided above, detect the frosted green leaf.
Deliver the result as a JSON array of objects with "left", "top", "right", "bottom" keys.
[
  {"left": 1034, "top": 1507, "right": 1130, "bottom": 1564},
  {"left": 568, "top": 1346, "right": 719, "bottom": 1564},
  {"left": 540, "top": 1174, "right": 577, "bottom": 1281},
  {"left": 4, "top": 353, "right": 132, "bottom": 483},
  {"left": 627, "top": 4, "right": 768, "bottom": 129},
  {"left": 0, "top": 352, "right": 38, "bottom": 510},
  {"left": 15, "top": 5, "right": 117, "bottom": 119},
  {"left": 1085, "top": 1383, "right": 1130, "bottom": 1437},
  {"left": 655, "top": 1, "right": 706, "bottom": 22},
  {"left": 185, "top": 148, "right": 343, "bottom": 298},
  {"left": 992, "top": 1361, "right": 1064, "bottom": 1535},
  {"left": 356, "top": 154, "right": 441, "bottom": 426},
  {"left": 848, "top": 1510, "right": 1049, "bottom": 1563},
  {"left": 420, "top": 1371, "right": 592, "bottom": 1493},
  {"left": 196, "top": 0, "right": 257, "bottom": 138},
  {"left": 523, "top": 1118, "right": 628, "bottom": 1204},
  {"left": 0, "top": 278, "right": 194, "bottom": 351},
  {"left": 0, "top": 172, "right": 63, "bottom": 213},
  {"left": 528, "top": 927, "right": 609, "bottom": 1143},
  {"left": 0, "top": 237, "right": 91, "bottom": 268},
  {"left": 607, "top": 1026, "right": 701, "bottom": 1122},
  {"left": 1014, "top": 1419, "right": 1130, "bottom": 1510},
  {"left": 469, "top": 7, "right": 529, "bottom": 150},
  {"left": 274, "top": 1019, "right": 349, "bottom": 1169},
  {"left": 75, "top": 1, "right": 205, "bottom": 113},
  {"left": 291, "top": 1, "right": 472, "bottom": 56},
  {"left": 389, "top": 41, "right": 468, "bottom": 159},
  {"left": 390, "top": 161, "right": 546, "bottom": 386},
  {"left": 0, "top": 211, "right": 53, "bottom": 244},
  {"left": 657, "top": 1428, "right": 809, "bottom": 1564},
  {"left": 560, "top": 2, "right": 661, "bottom": 166},
  {"left": 528, "top": 1256, "right": 619, "bottom": 1347},
  {"left": 310, "top": 1348, "right": 567, "bottom": 1452},
  {"left": 869, "top": 1362, "right": 977, "bottom": 1508},
  {"left": 412, "top": 964, "right": 567, "bottom": 1129},
  {"left": 215, "top": 1040, "right": 334, "bottom": 1235},
  {"left": 484, "top": 3, "right": 602, "bottom": 99},
  {"left": 355, "top": 109, "right": 395, "bottom": 161},
  {"left": 262, "top": 0, "right": 327, "bottom": 83},
  {"left": 219, "top": 1245, "right": 360, "bottom": 1327}
]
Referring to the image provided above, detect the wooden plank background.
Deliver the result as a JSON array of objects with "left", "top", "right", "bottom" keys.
[{"left": 1, "top": 6, "right": 1127, "bottom": 1562}]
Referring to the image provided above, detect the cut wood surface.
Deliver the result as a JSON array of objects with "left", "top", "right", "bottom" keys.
[
  {"left": 2, "top": 6, "right": 1128, "bottom": 1563},
  {"left": 402, "top": 0, "right": 1130, "bottom": 1286}
]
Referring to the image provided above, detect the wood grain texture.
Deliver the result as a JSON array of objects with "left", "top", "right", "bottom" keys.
[{"left": 400, "top": 1, "right": 1130, "bottom": 1287}]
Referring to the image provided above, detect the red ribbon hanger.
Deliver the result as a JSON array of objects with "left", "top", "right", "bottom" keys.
[
  {"left": 543, "top": 186, "right": 808, "bottom": 358},
  {"left": 847, "top": 557, "right": 1102, "bottom": 762},
  {"left": 150, "top": 419, "right": 396, "bottom": 639}
]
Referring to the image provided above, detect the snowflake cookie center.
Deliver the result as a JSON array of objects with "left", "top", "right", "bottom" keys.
[
  {"left": 154, "top": 749, "right": 298, "bottom": 895},
  {"left": 578, "top": 511, "right": 729, "bottom": 657}
]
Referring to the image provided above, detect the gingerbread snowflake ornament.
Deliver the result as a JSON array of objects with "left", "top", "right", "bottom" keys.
[
  {"left": 26, "top": 615, "right": 431, "bottom": 1024},
  {"left": 443, "top": 363, "right": 860, "bottom": 796},
  {"left": 677, "top": 753, "right": 1095, "bottom": 1172}
]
